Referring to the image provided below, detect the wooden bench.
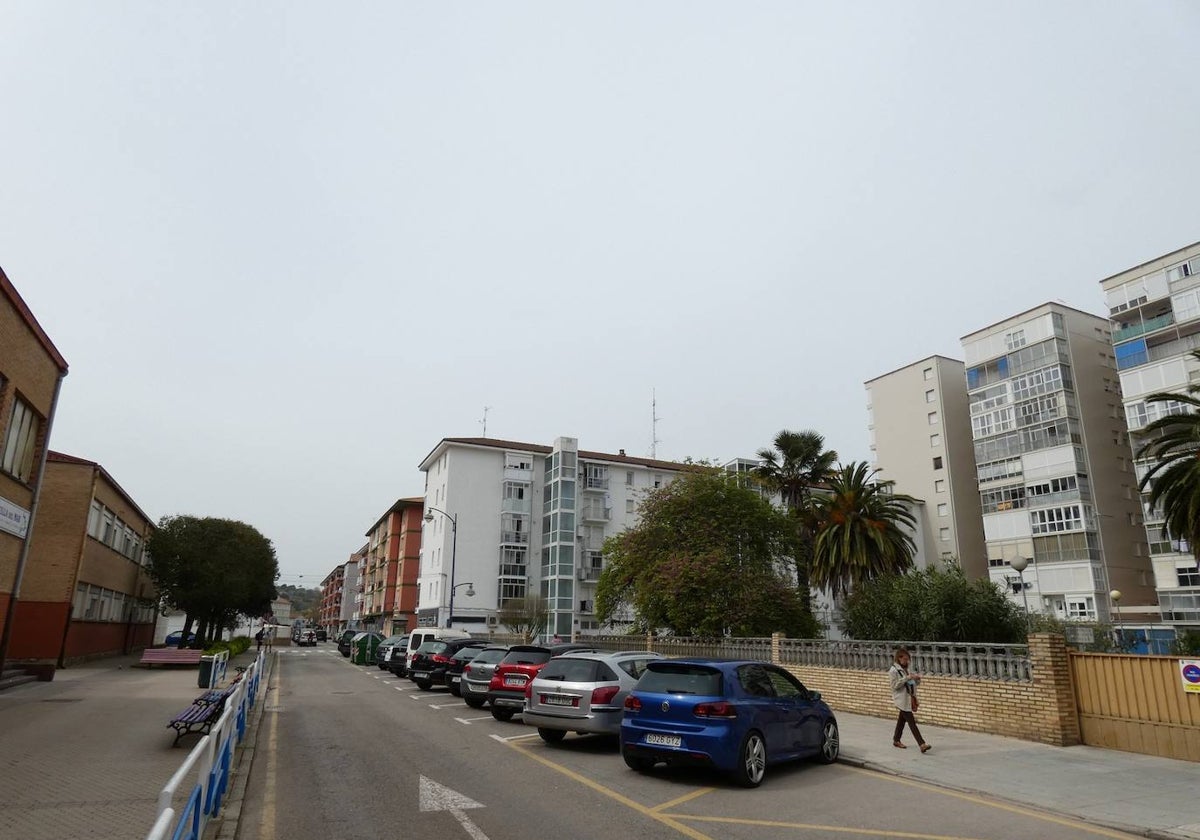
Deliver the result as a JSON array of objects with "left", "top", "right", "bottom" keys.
[{"left": 139, "top": 648, "right": 203, "bottom": 667}]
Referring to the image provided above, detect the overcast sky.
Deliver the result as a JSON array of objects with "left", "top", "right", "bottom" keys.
[{"left": 3, "top": 2, "right": 1198, "bottom": 586}]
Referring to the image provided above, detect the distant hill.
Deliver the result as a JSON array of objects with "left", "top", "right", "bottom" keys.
[{"left": 277, "top": 584, "right": 322, "bottom": 620}]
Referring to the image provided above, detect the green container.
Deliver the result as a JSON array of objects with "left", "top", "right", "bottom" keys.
[
  {"left": 352, "top": 634, "right": 379, "bottom": 665},
  {"left": 198, "top": 656, "right": 215, "bottom": 689}
]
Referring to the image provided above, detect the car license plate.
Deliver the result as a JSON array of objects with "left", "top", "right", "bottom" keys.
[
  {"left": 451, "top": 676, "right": 461, "bottom": 684},
  {"left": 542, "top": 694, "right": 575, "bottom": 707},
  {"left": 384, "top": 649, "right": 393, "bottom": 661},
  {"left": 411, "top": 671, "right": 428, "bottom": 679},
  {"left": 645, "top": 733, "right": 682, "bottom": 747},
  {"left": 505, "top": 675, "right": 527, "bottom": 686}
]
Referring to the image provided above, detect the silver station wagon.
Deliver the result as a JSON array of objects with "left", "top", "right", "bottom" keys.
[{"left": 522, "top": 650, "right": 662, "bottom": 743}]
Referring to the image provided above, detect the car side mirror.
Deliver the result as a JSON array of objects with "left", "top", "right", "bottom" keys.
[{"left": 809, "top": 690, "right": 821, "bottom": 702}]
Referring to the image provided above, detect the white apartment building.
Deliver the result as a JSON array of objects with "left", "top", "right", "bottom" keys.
[
  {"left": 417, "top": 436, "right": 684, "bottom": 638},
  {"left": 1101, "top": 241, "right": 1200, "bottom": 630},
  {"left": 961, "top": 303, "right": 1155, "bottom": 623},
  {"left": 865, "top": 356, "right": 988, "bottom": 580}
]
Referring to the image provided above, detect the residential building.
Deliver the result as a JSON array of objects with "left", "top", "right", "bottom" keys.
[
  {"left": 339, "top": 545, "right": 365, "bottom": 633},
  {"left": 0, "top": 268, "right": 69, "bottom": 675},
  {"left": 360, "top": 497, "right": 424, "bottom": 636},
  {"left": 961, "top": 303, "right": 1155, "bottom": 623},
  {"left": 319, "top": 564, "right": 345, "bottom": 633},
  {"left": 417, "top": 436, "right": 685, "bottom": 638},
  {"left": 865, "top": 356, "right": 988, "bottom": 580},
  {"left": 1100, "top": 241, "right": 1200, "bottom": 630}
]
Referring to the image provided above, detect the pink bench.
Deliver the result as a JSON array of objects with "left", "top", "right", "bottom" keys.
[{"left": 139, "top": 648, "right": 203, "bottom": 667}]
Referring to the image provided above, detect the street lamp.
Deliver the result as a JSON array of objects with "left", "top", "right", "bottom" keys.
[
  {"left": 424, "top": 507, "right": 459, "bottom": 628},
  {"left": 1010, "top": 556, "right": 1031, "bottom": 628},
  {"left": 1110, "top": 589, "right": 1123, "bottom": 647},
  {"left": 453, "top": 582, "right": 476, "bottom": 598}
]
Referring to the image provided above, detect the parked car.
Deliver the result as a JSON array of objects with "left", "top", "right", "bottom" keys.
[
  {"left": 315, "top": 627, "right": 328, "bottom": 642},
  {"left": 408, "top": 638, "right": 488, "bottom": 690},
  {"left": 164, "top": 631, "right": 197, "bottom": 647},
  {"left": 486, "top": 644, "right": 596, "bottom": 721},
  {"left": 619, "top": 659, "right": 839, "bottom": 787},
  {"left": 522, "top": 650, "right": 662, "bottom": 743},
  {"left": 295, "top": 629, "right": 317, "bottom": 647},
  {"left": 389, "top": 628, "right": 472, "bottom": 678},
  {"left": 336, "top": 629, "right": 359, "bottom": 657},
  {"left": 443, "top": 644, "right": 493, "bottom": 696},
  {"left": 460, "top": 646, "right": 510, "bottom": 708},
  {"left": 375, "top": 634, "right": 409, "bottom": 670}
]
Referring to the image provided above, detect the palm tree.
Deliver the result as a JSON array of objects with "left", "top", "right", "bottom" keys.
[
  {"left": 752, "top": 430, "right": 838, "bottom": 608},
  {"left": 1136, "top": 352, "right": 1200, "bottom": 551},
  {"left": 810, "top": 462, "right": 917, "bottom": 598}
]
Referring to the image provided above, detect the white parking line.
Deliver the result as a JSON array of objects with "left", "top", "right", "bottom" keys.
[
  {"left": 454, "top": 716, "right": 494, "bottom": 725},
  {"left": 430, "top": 701, "right": 467, "bottom": 710},
  {"left": 395, "top": 686, "right": 407, "bottom": 692},
  {"left": 409, "top": 693, "right": 426, "bottom": 700},
  {"left": 489, "top": 732, "right": 536, "bottom": 743}
]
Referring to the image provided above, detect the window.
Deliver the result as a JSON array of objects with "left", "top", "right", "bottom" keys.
[
  {"left": 925, "top": 389, "right": 936, "bottom": 403},
  {"left": 980, "top": 483, "right": 1026, "bottom": 513},
  {"left": 653, "top": 474, "right": 662, "bottom": 488},
  {"left": 928, "top": 411, "right": 938, "bottom": 425},
  {"left": 625, "top": 499, "right": 635, "bottom": 513},
  {"left": 930, "top": 434, "right": 941, "bottom": 448},
  {"left": 505, "top": 453, "right": 532, "bottom": 470},
  {"left": 1177, "top": 564, "right": 1200, "bottom": 587},
  {"left": 87, "top": 501, "right": 103, "bottom": 538},
  {"left": 1066, "top": 598, "right": 1095, "bottom": 620},
  {"left": 923, "top": 367, "right": 933, "bottom": 381},
  {"left": 939, "top": 527, "right": 951, "bottom": 542},
  {"left": 932, "top": 457, "right": 943, "bottom": 470},
  {"left": 625, "top": 471, "right": 634, "bottom": 486},
  {"left": 935, "top": 480, "right": 946, "bottom": 493},
  {"left": 1030, "top": 505, "right": 1084, "bottom": 534},
  {"left": 937, "top": 504, "right": 948, "bottom": 517},
  {"left": 1, "top": 397, "right": 41, "bottom": 482},
  {"left": 1005, "top": 329, "right": 1027, "bottom": 350}
]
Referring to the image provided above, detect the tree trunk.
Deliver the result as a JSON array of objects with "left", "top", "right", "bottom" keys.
[{"left": 180, "top": 614, "right": 195, "bottom": 648}]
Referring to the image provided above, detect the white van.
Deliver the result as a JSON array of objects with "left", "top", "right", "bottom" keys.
[{"left": 394, "top": 628, "right": 471, "bottom": 676}]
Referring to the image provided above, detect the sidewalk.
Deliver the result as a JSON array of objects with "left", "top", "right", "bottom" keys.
[{"left": 837, "top": 711, "right": 1200, "bottom": 840}]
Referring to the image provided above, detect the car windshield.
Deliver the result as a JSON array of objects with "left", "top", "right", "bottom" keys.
[
  {"left": 450, "top": 647, "right": 482, "bottom": 662},
  {"left": 637, "top": 664, "right": 723, "bottom": 696},
  {"left": 469, "top": 649, "right": 507, "bottom": 664},
  {"left": 380, "top": 635, "right": 406, "bottom": 646},
  {"left": 502, "top": 649, "right": 550, "bottom": 666},
  {"left": 538, "top": 658, "right": 612, "bottom": 682},
  {"left": 416, "top": 641, "right": 450, "bottom": 655}
]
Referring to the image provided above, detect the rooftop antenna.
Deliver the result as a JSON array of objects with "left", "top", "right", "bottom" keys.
[
  {"left": 479, "top": 406, "right": 492, "bottom": 438},
  {"left": 650, "top": 389, "right": 662, "bottom": 459}
]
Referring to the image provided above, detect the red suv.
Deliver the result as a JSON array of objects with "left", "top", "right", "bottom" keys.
[{"left": 486, "top": 643, "right": 595, "bottom": 721}]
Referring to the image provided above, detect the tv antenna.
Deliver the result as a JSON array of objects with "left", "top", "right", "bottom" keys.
[
  {"left": 479, "top": 406, "right": 492, "bottom": 438},
  {"left": 650, "top": 389, "right": 662, "bottom": 459}
]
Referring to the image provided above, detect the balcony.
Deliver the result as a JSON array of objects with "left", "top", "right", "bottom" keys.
[
  {"left": 501, "top": 497, "right": 532, "bottom": 514},
  {"left": 500, "top": 530, "right": 530, "bottom": 545},
  {"left": 582, "top": 476, "right": 610, "bottom": 491},
  {"left": 1113, "top": 312, "right": 1175, "bottom": 343},
  {"left": 579, "top": 506, "right": 611, "bottom": 522}
]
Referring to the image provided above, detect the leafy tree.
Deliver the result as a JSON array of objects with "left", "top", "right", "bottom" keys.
[
  {"left": 146, "top": 515, "right": 279, "bottom": 647},
  {"left": 841, "top": 566, "right": 1025, "bottom": 643},
  {"left": 498, "top": 594, "right": 550, "bottom": 642},
  {"left": 810, "top": 462, "right": 917, "bottom": 597},
  {"left": 752, "top": 429, "right": 838, "bottom": 611},
  {"left": 1136, "top": 352, "right": 1200, "bottom": 552},
  {"left": 596, "top": 470, "right": 819, "bottom": 638}
]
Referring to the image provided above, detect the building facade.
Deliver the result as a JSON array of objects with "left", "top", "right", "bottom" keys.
[
  {"left": 417, "top": 437, "right": 684, "bottom": 638},
  {"left": 865, "top": 356, "right": 988, "bottom": 580},
  {"left": 961, "top": 303, "right": 1155, "bottom": 623},
  {"left": 319, "top": 564, "right": 345, "bottom": 633},
  {"left": 360, "top": 497, "right": 423, "bottom": 636},
  {"left": 1100, "top": 241, "right": 1200, "bottom": 630},
  {"left": 0, "top": 268, "right": 69, "bottom": 674}
]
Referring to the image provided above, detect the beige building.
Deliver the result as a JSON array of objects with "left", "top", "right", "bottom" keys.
[
  {"left": 865, "top": 356, "right": 988, "bottom": 580},
  {"left": 961, "top": 303, "right": 1155, "bottom": 622},
  {"left": 1100, "top": 240, "right": 1200, "bottom": 630}
]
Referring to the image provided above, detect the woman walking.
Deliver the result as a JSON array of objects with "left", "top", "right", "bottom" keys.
[{"left": 889, "top": 647, "right": 931, "bottom": 752}]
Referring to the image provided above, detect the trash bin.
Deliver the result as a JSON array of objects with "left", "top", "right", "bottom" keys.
[
  {"left": 198, "top": 655, "right": 216, "bottom": 689},
  {"left": 352, "top": 634, "right": 379, "bottom": 666}
]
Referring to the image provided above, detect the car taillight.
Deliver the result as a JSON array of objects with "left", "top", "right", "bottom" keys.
[
  {"left": 623, "top": 695, "right": 641, "bottom": 712},
  {"left": 525, "top": 680, "right": 535, "bottom": 700},
  {"left": 693, "top": 701, "right": 737, "bottom": 718},
  {"left": 591, "top": 685, "right": 620, "bottom": 706},
  {"left": 464, "top": 664, "right": 472, "bottom": 674},
  {"left": 432, "top": 654, "right": 451, "bottom": 664},
  {"left": 488, "top": 675, "right": 502, "bottom": 691}
]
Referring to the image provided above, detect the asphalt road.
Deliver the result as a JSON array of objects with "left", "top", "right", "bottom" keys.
[{"left": 235, "top": 646, "right": 1140, "bottom": 840}]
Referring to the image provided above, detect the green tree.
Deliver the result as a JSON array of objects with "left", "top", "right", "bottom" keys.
[
  {"left": 498, "top": 594, "right": 550, "bottom": 642},
  {"left": 752, "top": 429, "right": 838, "bottom": 610},
  {"left": 810, "top": 462, "right": 917, "bottom": 597},
  {"left": 1136, "top": 353, "right": 1200, "bottom": 552},
  {"left": 146, "top": 515, "right": 279, "bottom": 647},
  {"left": 596, "top": 470, "right": 819, "bottom": 638},
  {"left": 841, "top": 565, "right": 1025, "bottom": 643}
]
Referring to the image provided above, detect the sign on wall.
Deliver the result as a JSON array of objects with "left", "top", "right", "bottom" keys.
[
  {"left": 1180, "top": 660, "right": 1200, "bottom": 694},
  {"left": 0, "top": 496, "right": 30, "bottom": 539}
]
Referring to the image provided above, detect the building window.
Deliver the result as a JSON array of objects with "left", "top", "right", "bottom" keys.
[
  {"left": 1177, "top": 564, "right": 1200, "bottom": 587},
  {"left": 1066, "top": 597, "right": 1095, "bottom": 620},
  {"left": 923, "top": 367, "right": 933, "bottom": 381},
  {"left": 932, "top": 457, "right": 943, "bottom": 470},
  {"left": 925, "top": 389, "right": 936, "bottom": 403},
  {"left": 928, "top": 411, "right": 938, "bottom": 425},
  {"left": 1005, "top": 329, "right": 1027, "bottom": 351},
  {"left": 653, "top": 474, "right": 662, "bottom": 488},
  {"left": 625, "top": 499, "right": 635, "bottom": 513},
  {"left": 937, "top": 504, "right": 948, "bottom": 517},
  {"left": 87, "top": 501, "right": 103, "bottom": 539},
  {"left": 626, "top": 471, "right": 634, "bottom": 486},
  {"left": 1030, "top": 504, "right": 1084, "bottom": 534},
  {"left": 930, "top": 434, "right": 941, "bottom": 448},
  {"left": 935, "top": 479, "right": 946, "bottom": 493},
  {"left": 1, "top": 397, "right": 41, "bottom": 483},
  {"left": 939, "top": 528, "right": 951, "bottom": 542}
]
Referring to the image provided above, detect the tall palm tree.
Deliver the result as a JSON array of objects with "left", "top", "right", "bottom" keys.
[
  {"left": 1136, "top": 352, "right": 1200, "bottom": 552},
  {"left": 753, "top": 430, "right": 838, "bottom": 608},
  {"left": 810, "top": 462, "right": 917, "bottom": 598}
]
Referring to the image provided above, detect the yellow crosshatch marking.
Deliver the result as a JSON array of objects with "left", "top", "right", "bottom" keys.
[
  {"left": 666, "top": 814, "right": 981, "bottom": 840},
  {"left": 651, "top": 787, "right": 716, "bottom": 813}
]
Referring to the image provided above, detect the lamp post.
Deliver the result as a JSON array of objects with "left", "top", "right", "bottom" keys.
[
  {"left": 1010, "top": 556, "right": 1031, "bottom": 629},
  {"left": 424, "top": 507, "right": 458, "bottom": 628},
  {"left": 1110, "top": 589, "right": 1123, "bottom": 648}
]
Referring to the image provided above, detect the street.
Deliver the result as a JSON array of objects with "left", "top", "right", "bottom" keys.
[{"left": 235, "top": 647, "right": 1141, "bottom": 840}]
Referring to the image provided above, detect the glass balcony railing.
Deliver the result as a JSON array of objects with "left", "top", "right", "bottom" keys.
[{"left": 1112, "top": 312, "right": 1175, "bottom": 343}]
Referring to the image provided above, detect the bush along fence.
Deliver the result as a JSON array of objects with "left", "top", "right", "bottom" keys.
[
  {"left": 145, "top": 651, "right": 266, "bottom": 840},
  {"left": 568, "top": 632, "right": 1080, "bottom": 747}
]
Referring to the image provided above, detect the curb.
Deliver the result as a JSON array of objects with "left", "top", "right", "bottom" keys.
[
  {"left": 207, "top": 652, "right": 276, "bottom": 840},
  {"left": 837, "top": 753, "right": 1175, "bottom": 840}
]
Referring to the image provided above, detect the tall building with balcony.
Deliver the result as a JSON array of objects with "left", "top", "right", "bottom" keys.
[
  {"left": 360, "top": 497, "right": 423, "bottom": 636},
  {"left": 319, "top": 564, "right": 345, "bottom": 633},
  {"left": 1100, "top": 241, "right": 1200, "bottom": 630},
  {"left": 961, "top": 303, "right": 1154, "bottom": 622},
  {"left": 865, "top": 356, "right": 988, "bottom": 580},
  {"left": 417, "top": 436, "right": 684, "bottom": 638}
]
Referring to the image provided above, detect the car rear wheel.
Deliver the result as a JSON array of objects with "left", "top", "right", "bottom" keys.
[
  {"left": 818, "top": 720, "right": 839, "bottom": 764},
  {"left": 491, "top": 707, "right": 515, "bottom": 722},
  {"left": 464, "top": 696, "right": 484, "bottom": 709},
  {"left": 416, "top": 679, "right": 433, "bottom": 691},
  {"left": 733, "top": 731, "right": 767, "bottom": 788},
  {"left": 538, "top": 728, "right": 566, "bottom": 744},
  {"left": 622, "top": 751, "right": 654, "bottom": 772}
]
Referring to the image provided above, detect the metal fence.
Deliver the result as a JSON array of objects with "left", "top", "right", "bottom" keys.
[{"left": 778, "top": 638, "right": 1031, "bottom": 681}]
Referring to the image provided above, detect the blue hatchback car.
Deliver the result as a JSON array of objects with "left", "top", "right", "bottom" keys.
[{"left": 619, "top": 658, "right": 839, "bottom": 787}]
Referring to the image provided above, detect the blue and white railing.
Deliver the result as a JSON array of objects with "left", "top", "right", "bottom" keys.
[{"left": 146, "top": 651, "right": 265, "bottom": 840}]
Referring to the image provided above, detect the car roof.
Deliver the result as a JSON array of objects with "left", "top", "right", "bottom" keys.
[
  {"left": 646, "top": 658, "right": 765, "bottom": 671},
  {"left": 557, "top": 650, "right": 663, "bottom": 662}
]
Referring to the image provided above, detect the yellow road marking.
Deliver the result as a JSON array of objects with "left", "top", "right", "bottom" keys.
[
  {"left": 507, "top": 741, "right": 715, "bottom": 840},
  {"left": 651, "top": 787, "right": 716, "bottom": 813},
  {"left": 844, "top": 767, "right": 1137, "bottom": 839},
  {"left": 667, "top": 814, "right": 979, "bottom": 839},
  {"left": 258, "top": 655, "right": 280, "bottom": 840}
]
